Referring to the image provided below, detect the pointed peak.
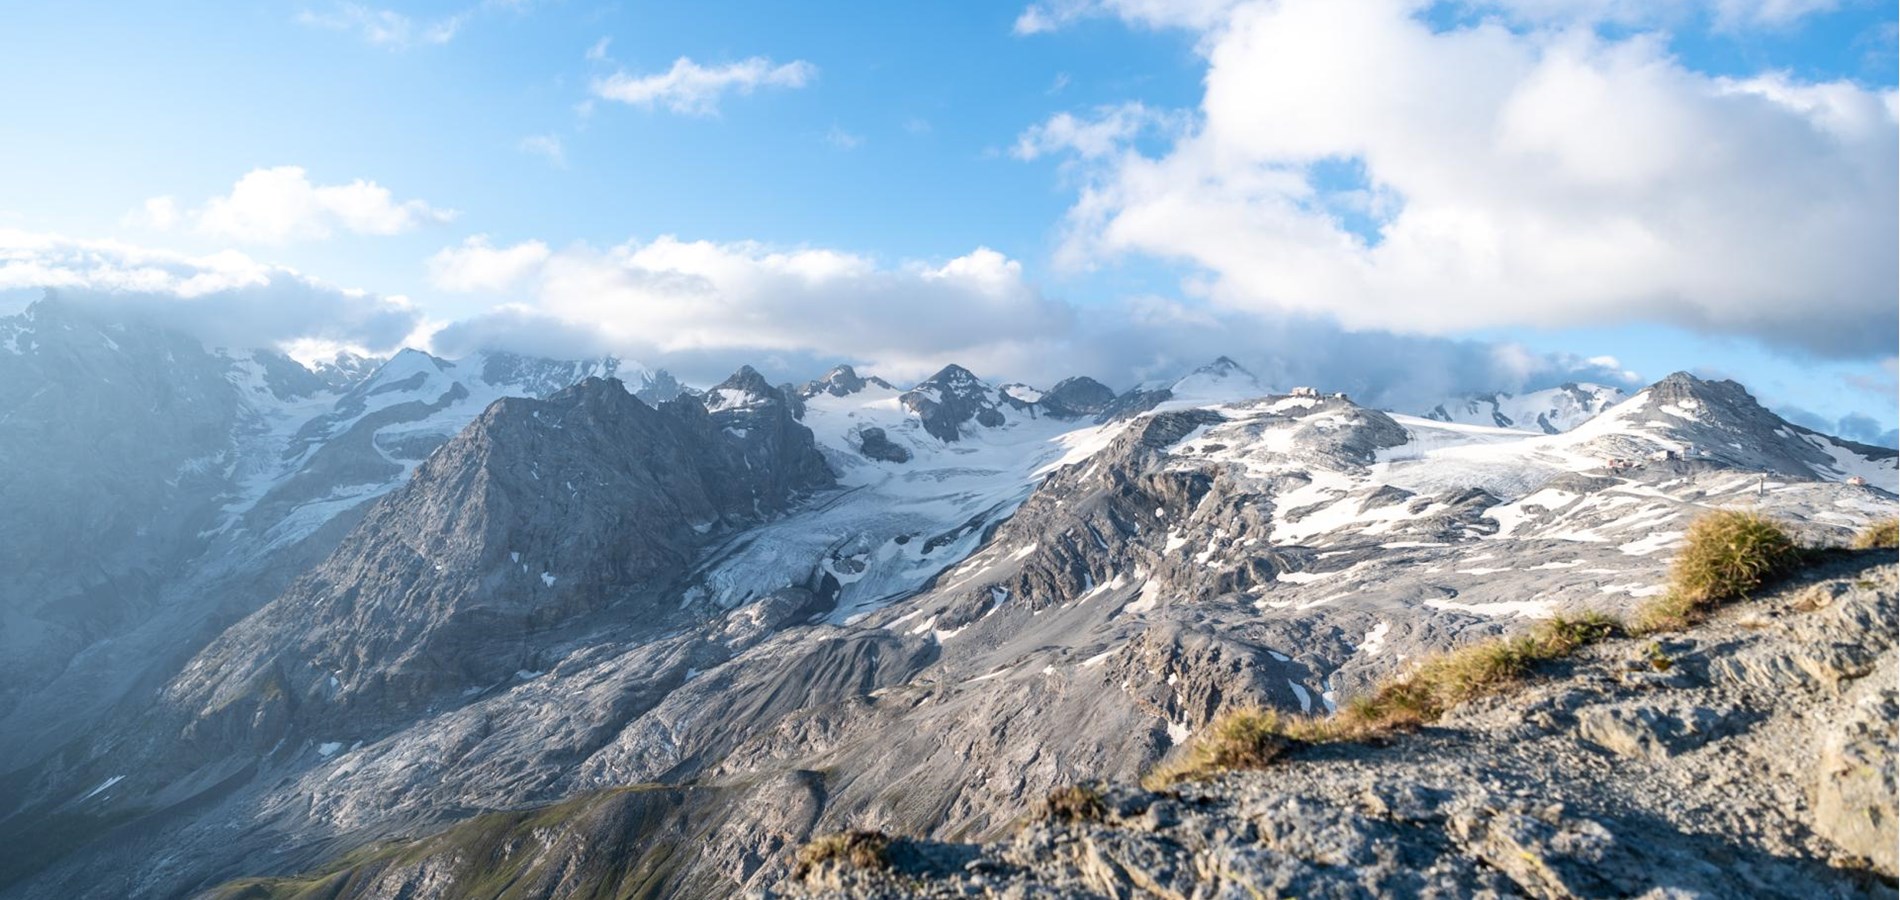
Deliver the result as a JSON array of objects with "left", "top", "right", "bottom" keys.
[
  {"left": 705, "top": 366, "right": 781, "bottom": 413},
  {"left": 1646, "top": 371, "right": 1752, "bottom": 407},
  {"left": 713, "top": 365, "right": 773, "bottom": 393},
  {"left": 1193, "top": 355, "right": 1253, "bottom": 378},
  {"left": 1041, "top": 376, "right": 1117, "bottom": 417},
  {"left": 800, "top": 364, "right": 878, "bottom": 398},
  {"left": 922, "top": 363, "right": 984, "bottom": 387}
]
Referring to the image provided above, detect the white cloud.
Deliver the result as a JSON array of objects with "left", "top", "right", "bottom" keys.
[
  {"left": 435, "top": 238, "right": 1068, "bottom": 375},
  {"left": 140, "top": 166, "right": 455, "bottom": 244},
  {"left": 1013, "top": 102, "right": 1182, "bottom": 159},
  {"left": 826, "top": 126, "right": 864, "bottom": 150},
  {"left": 426, "top": 235, "right": 551, "bottom": 292},
  {"left": 419, "top": 230, "right": 1641, "bottom": 403},
  {"left": 590, "top": 57, "right": 818, "bottom": 116},
  {"left": 295, "top": 0, "right": 539, "bottom": 48},
  {"left": 120, "top": 196, "right": 180, "bottom": 231},
  {"left": 1014, "top": 0, "right": 1241, "bottom": 33},
  {"left": 295, "top": 3, "right": 462, "bottom": 48},
  {"left": 1012, "top": 0, "right": 1844, "bottom": 33},
  {"left": 1022, "top": 0, "right": 1899, "bottom": 359},
  {"left": 0, "top": 229, "right": 421, "bottom": 351},
  {"left": 519, "top": 134, "right": 567, "bottom": 167},
  {"left": 586, "top": 36, "right": 612, "bottom": 61},
  {"left": 1463, "top": 0, "right": 1842, "bottom": 29}
]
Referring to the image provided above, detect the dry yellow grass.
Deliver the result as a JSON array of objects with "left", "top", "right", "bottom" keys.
[
  {"left": 793, "top": 830, "right": 891, "bottom": 878},
  {"left": 1851, "top": 517, "right": 1899, "bottom": 550},
  {"left": 1040, "top": 784, "right": 1108, "bottom": 823},
  {"left": 1633, "top": 509, "right": 1799, "bottom": 633},
  {"left": 1143, "top": 612, "right": 1621, "bottom": 788},
  {"left": 1145, "top": 511, "right": 1813, "bottom": 788}
]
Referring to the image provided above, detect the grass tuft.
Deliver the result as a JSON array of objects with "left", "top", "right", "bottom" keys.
[
  {"left": 793, "top": 830, "right": 891, "bottom": 879},
  {"left": 1145, "top": 512, "right": 1814, "bottom": 788},
  {"left": 1851, "top": 517, "right": 1899, "bottom": 550},
  {"left": 1041, "top": 784, "right": 1108, "bottom": 823},
  {"left": 1633, "top": 510, "right": 1799, "bottom": 633},
  {"left": 1141, "top": 708, "right": 1293, "bottom": 790}
]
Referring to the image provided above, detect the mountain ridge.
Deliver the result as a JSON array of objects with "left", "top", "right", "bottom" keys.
[{"left": 0, "top": 311, "right": 1892, "bottom": 900}]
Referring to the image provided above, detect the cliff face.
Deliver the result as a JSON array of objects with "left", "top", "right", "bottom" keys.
[{"left": 791, "top": 554, "right": 1899, "bottom": 899}]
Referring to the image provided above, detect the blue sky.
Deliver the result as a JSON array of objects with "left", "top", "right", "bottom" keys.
[{"left": 0, "top": 0, "right": 1894, "bottom": 442}]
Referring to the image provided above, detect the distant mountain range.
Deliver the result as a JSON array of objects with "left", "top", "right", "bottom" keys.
[{"left": 0, "top": 297, "right": 1892, "bottom": 898}]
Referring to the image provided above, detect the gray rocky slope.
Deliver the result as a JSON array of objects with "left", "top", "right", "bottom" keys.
[
  {"left": 791, "top": 556, "right": 1898, "bottom": 899},
  {"left": 0, "top": 336, "right": 1893, "bottom": 899}
]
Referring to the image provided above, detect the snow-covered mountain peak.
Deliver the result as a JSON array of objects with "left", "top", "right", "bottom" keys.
[
  {"left": 919, "top": 363, "right": 989, "bottom": 397},
  {"left": 1168, "top": 356, "right": 1265, "bottom": 405},
  {"left": 901, "top": 364, "right": 1014, "bottom": 441},
  {"left": 704, "top": 366, "right": 779, "bottom": 413},
  {"left": 796, "top": 364, "right": 896, "bottom": 399},
  {"left": 999, "top": 382, "right": 1044, "bottom": 404},
  {"left": 1425, "top": 382, "right": 1627, "bottom": 434},
  {"left": 306, "top": 350, "right": 382, "bottom": 392}
]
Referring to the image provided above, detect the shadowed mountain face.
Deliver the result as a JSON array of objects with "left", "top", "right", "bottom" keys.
[
  {"left": 0, "top": 321, "right": 1892, "bottom": 900},
  {"left": 0, "top": 300, "right": 246, "bottom": 719},
  {"left": 168, "top": 374, "right": 832, "bottom": 742}
]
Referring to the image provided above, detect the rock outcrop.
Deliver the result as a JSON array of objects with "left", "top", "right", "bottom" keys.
[{"left": 789, "top": 557, "right": 1900, "bottom": 898}]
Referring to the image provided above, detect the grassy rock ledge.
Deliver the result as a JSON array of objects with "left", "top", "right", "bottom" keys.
[{"left": 784, "top": 530, "right": 1899, "bottom": 898}]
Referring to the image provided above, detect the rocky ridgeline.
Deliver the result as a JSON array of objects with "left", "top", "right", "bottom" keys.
[{"left": 789, "top": 556, "right": 1898, "bottom": 899}]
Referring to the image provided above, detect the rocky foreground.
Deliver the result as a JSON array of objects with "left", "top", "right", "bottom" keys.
[{"left": 787, "top": 553, "right": 1898, "bottom": 899}]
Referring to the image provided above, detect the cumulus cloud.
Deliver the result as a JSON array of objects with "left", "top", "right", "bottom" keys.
[
  {"left": 430, "top": 237, "right": 1073, "bottom": 378},
  {"left": 134, "top": 166, "right": 455, "bottom": 244},
  {"left": 591, "top": 57, "right": 818, "bottom": 116},
  {"left": 518, "top": 134, "right": 566, "bottom": 167},
  {"left": 0, "top": 229, "right": 422, "bottom": 351},
  {"left": 1020, "top": 0, "right": 1898, "bottom": 359},
  {"left": 426, "top": 235, "right": 552, "bottom": 292},
  {"left": 1012, "top": 102, "right": 1183, "bottom": 160}
]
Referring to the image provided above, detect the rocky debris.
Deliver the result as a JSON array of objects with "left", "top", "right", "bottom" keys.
[
  {"left": 1814, "top": 660, "right": 1898, "bottom": 875},
  {"left": 785, "top": 560, "right": 1900, "bottom": 898},
  {"left": 1573, "top": 699, "right": 1744, "bottom": 761},
  {"left": 855, "top": 426, "right": 910, "bottom": 463}
]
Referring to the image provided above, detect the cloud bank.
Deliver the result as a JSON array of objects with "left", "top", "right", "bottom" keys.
[
  {"left": 0, "top": 230, "right": 422, "bottom": 352},
  {"left": 1018, "top": 0, "right": 1898, "bottom": 359},
  {"left": 131, "top": 166, "right": 455, "bottom": 245},
  {"left": 420, "top": 233, "right": 1637, "bottom": 410}
]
